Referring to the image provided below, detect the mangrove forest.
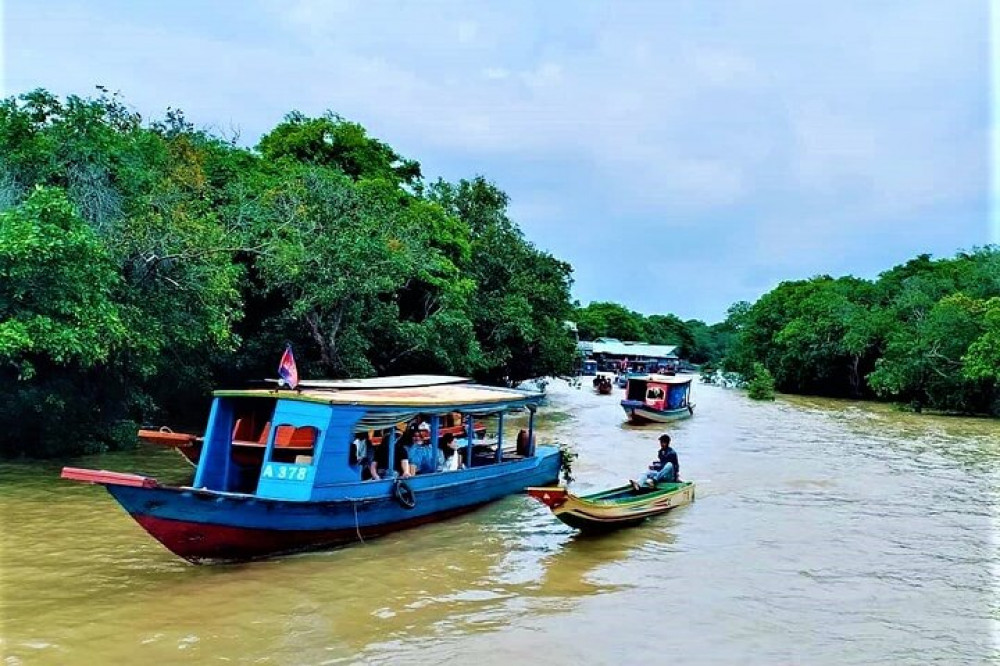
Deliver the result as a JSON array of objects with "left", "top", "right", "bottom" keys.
[{"left": 1, "top": 89, "right": 997, "bottom": 457}]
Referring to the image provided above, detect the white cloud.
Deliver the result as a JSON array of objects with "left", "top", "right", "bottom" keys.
[
  {"left": 456, "top": 20, "right": 479, "bottom": 45},
  {"left": 520, "top": 62, "right": 563, "bottom": 89},
  {"left": 483, "top": 67, "right": 510, "bottom": 80}
]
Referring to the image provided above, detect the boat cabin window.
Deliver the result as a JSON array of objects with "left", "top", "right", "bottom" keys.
[
  {"left": 229, "top": 398, "right": 276, "bottom": 446},
  {"left": 268, "top": 424, "right": 318, "bottom": 465},
  {"left": 226, "top": 399, "right": 277, "bottom": 491},
  {"left": 646, "top": 387, "right": 665, "bottom": 401},
  {"left": 626, "top": 381, "right": 647, "bottom": 401},
  {"left": 233, "top": 418, "right": 271, "bottom": 445}
]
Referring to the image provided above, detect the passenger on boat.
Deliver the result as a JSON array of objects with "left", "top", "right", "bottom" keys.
[
  {"left": 351, "top": 432, "right": 375, "bottom": 480},
  {"left": 408, "top": 422, "right": 438, "bottom": 474},
  {"left": 407, "top": 415, "right": 430, "bottom": 440},
  {"left": 450, "top": 435, "right": 470, "bottom": 469},
  {"left": 397, "top": 427, "right": 419, "bottom": 477},
  {"left": 437, "top": 433, "right": 462, "bottom": 471},
  {"left": 515, "top": 429, "right": 534, "bottom": 457},
  {"left": 631, "top": 433, "right": 679, "bottom": 490},
  {"left": 372, "top": 429, "right": 413, "bottom": 479}
]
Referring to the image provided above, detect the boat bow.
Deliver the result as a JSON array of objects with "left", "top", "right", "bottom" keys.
[{"left": 526, "top": 486, "right": 568, "bottom": 509}]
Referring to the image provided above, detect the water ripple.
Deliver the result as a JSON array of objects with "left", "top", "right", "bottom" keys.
[{"left": 1, "top": 381, "right": 997, "bottom": 664}]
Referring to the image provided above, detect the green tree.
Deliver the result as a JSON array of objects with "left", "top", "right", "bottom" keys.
[
  {"left": 430, "top": 177, "right": 576, "bottom": 383},
  {"left": 963, "top": 297, "right": 1000, "bottom": 382},
  {"left": 0, "top": 187, "right": 125, "bottom": 374},
  {"left": 0, "top": 187, "right": 127, "bottom": 454},
  {"left": 746, "top": 362, "right": 776, "bottom": 400},
  {"left": 258, "top": 111, "right": 421, "bottom": 186},
  {"left": 575, "top": 302, "right": 649, "bottom": 341}
]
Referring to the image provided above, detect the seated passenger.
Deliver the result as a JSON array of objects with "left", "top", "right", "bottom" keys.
[
  {"left": 630, "top": 434, "right": 680, "bottom": 491},
  {"left": 368, "top": 435, "right": 388, "bottom": 481},
  {"left": 515, "top": 429, "right": 533, "bottom": 457},
  {"left": 438, "top": 433, "right": 463, "bottom": 471},
  {"left": 371, "top": 429, "right": 413, "bottom": 479},
  {"left": 351, "top": 432, "right": 375, "bottom": 480},
  {"left": 396, "top": 427, "right": 417, "bottom": 478},
  {"left": 409, "top": 431, "right": 437, "bottom": 474}
]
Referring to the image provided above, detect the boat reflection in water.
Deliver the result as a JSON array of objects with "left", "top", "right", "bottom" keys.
[{"left": 61, "top": 375, "right": 559, "bottom": 563}]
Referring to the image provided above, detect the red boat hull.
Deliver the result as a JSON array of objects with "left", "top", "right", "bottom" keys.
[{"left": 131, "top": 507, "right": 481, "bottom": 562}]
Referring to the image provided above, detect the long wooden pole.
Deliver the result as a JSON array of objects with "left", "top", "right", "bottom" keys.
[
  {"left": 466, "top": 414, "right": 475, "bottom": 468},
  {"left": 495, "top": 413, "right": 504, "bottom": 463}
]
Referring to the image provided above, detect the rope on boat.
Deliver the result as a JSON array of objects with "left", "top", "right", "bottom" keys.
[{"left": 352, "top": 500, "right": 365, "bottom": 544}]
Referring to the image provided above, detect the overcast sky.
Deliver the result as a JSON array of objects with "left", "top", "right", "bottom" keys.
[{"left": 4, "top": 0, "right": 994, "bottom": 322}]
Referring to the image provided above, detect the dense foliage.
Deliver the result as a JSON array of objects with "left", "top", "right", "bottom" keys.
[
  {"left": 723, "top": 250, "right": 1000, "bottom": 415},
  {"left": 0, "top": 90, "right": 577, "bottom": 457},
  {"left": 573, "top": 301, "right": 731, "bottom": 363},
  {"left": 2, "top": 89, "right": 995, "bottom": 456},
  {"left": 745, "top": 363, "right": 776, "bottom": 401}
]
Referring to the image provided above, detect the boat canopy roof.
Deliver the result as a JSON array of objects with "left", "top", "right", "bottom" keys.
[
  {"left": 285, "top": 375, "right": 471, "bottom": 390},
  {"left": 215, "top": 377, "right": 541, "bottom": 413},
  {"left": 634, "top": 374, "right": 693, "bottom": 385}
]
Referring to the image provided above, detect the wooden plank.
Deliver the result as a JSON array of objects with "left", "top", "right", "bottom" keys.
[{"left": 61, "top": 467, "right": 159, "bottom": 488}]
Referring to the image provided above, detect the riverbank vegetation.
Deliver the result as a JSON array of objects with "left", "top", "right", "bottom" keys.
[
  {"left": 722, "top": 250, "right": 1000, "bottom": 416},
  {"left": 0, "top": 89, "right": 580, "bottom": 456},
  {"left": 2, "top": 89, "right": 996, "bottom": 456},
  {"left": 745, "top": 363, "right": 776, "bottom": 401}
]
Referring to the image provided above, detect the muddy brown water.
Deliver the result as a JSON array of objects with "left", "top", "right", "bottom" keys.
[{"left": 1, "top": 379, "right": 997, "bottom": 664}]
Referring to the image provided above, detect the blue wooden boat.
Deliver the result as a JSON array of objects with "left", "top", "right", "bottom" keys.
[
  {"left": 620, "top": 374, "right": 695, "bottom": 424},
  {"left": 61, "top": 376, "right": 558, "bottom": 563}
]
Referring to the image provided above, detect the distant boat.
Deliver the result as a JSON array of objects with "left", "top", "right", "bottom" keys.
[
  {"left": 62, "top": 376, "right": 558, "bottom": 563},
  {"left": 616, "top": 371, "right": 644, "bottom": 388},
  {"left": 526, "top": 481, "right": 695, "bottom": 531},
  {"left": 516, "top": 377, "right": 549, "bottom": 396},
  {"left": 592, "top": 371, "right": 615, "bottom": 395},
  {"left": 620, "top": 374, "right": 695, "bottom": 423}
]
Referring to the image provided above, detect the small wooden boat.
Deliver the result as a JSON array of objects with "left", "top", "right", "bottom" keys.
[
  {"left": 526, "top": 481, "right": 695, "bottom": 531},
  {"left": 592, "top": 372, "right": 615, "bottom": 395},
  {"left": 621, "top": 374, "right": 695, "bottom": 423}
]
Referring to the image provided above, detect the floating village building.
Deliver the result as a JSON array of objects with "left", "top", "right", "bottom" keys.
[{"left": 577, "top": 338, "right": 679, "bottom": 375}]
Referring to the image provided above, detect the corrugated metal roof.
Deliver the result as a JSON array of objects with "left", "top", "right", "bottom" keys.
[{"left": 578, "top": 340, "right": 678, "bottom": 358}]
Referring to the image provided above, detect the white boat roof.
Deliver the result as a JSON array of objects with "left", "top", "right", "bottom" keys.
[
  {"left": 217, "top": 376, "right": 538, "bottom": 409},
  {"left": 633, "top": 373, "right": 694, "bottom": 385},
  {"left": 292, "top": 375, "right": 471, "bottom": 390}
]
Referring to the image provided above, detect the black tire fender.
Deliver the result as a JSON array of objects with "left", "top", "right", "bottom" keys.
[{"left": 393, "top": 479, "right": 416, "bottom": 510}]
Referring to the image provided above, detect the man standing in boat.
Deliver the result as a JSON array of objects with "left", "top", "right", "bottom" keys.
[{"left": 631, "top": 434, "right": 679, "bottom": 490}]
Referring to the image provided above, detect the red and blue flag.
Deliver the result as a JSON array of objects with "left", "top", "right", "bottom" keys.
[{"left": 278, "top": 345, "right": 299, "bottom": 389}]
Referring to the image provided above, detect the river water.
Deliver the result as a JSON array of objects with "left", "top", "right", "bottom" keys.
[{"left": 1, "top": 380, "right": 998, "bottom": 664}]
